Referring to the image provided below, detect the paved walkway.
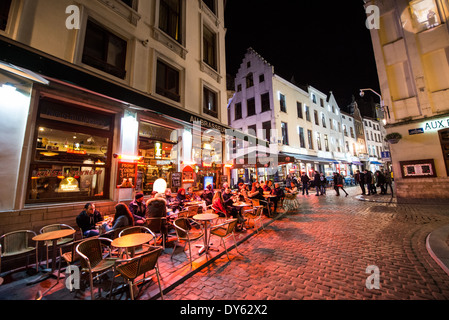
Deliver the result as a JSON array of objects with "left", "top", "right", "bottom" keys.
[{"left": 1, "top": 186, "right": 449, "bottom": 302}]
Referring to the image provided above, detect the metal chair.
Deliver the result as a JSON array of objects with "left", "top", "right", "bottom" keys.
[
  {"left": 244, "top": 205, "right": 264, "bottom": 233},
  {"left": 209, "top": 219, "right": 241, "bottom": 261},
  {"left": 0, "top": 230, "right": 38, "bottom": 284},
  {"left": 56, "top": 238, "right": 85, "bottom": 286},
  {"left": 170, "top": 218, "right": 204, "bottom": 267},
  {"left": 76, "top": 237, "right": 118, "bottom": 300},
  {"left": 39, "top": 224, "right": 75, "bottom": 269},
  {"left": 110, "top": 246, "right": 164, "bottom": 300},
  {"left": 145, "top": 217, "right": 168, "bottom": 249}
]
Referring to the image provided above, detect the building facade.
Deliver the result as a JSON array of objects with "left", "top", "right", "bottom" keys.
[
  {"left": 0, "top": 0, "right": 232, "bottom": 235},
  {"left": 365, "top": 0, "right": 449, "bottom": 202}
]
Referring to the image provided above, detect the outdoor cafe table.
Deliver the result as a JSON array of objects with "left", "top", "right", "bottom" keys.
[
  {"left": 28, "top": 229, "right": 76, "bottom": 284},
  {"left": 193, "top": 213, "right": 218, "bottom": 255},
  {"left": 111, "top": 233, "right": 154, "bottom": 258}
]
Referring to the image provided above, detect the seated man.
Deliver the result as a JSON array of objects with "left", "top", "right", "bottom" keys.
[
  {"left": 76, "top": 203, "right": 103, "bottom": 238},
  {"left": 271, "top": 183, "right": 285, "bottom": 212},
  {"left": 128, "top": 193, "right": 146, "bottom": 226}
]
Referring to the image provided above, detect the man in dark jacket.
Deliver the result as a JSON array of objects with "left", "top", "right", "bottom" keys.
[
  {"left": 271, "top": 183, "right": 285, "bottom": 212},
  {"left": 300, "top": 172, "right": 310, "bottom": 195},
  {"left": 355, "top": 170, "right": 366, "bottom": 195},
  {"left": 313, "top": 170, "right": 321, "bottom": 196},
  {"left": 364, "top": 169, "right": 373, "bottom": 195},
  {"left": 76, "top": 203, "right": 103, "bottom": 238},
  {"left": 128, "top": 193, "right": 146, "bottom": 225}
]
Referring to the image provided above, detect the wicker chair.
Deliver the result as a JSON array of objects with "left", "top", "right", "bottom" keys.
[
  {"left": 0, "top": 230, "right": 38, "bottom": 285},
  {"left": 39, "top": 224, "right": 75, "bottom": 269},
  {"left": 56, "top": 239, "right": 85, "bottom": 286},
  {"left": 170, "top": 218, "right": 204, "bottom": 267},
  {"left": 110, "top": 246, "right": 164, "bottom": 300},
  {"left": 209, "top": 219, "right": 241, "bottom": 261},
  {"left": 145, "top": 217, "right": 168, "bottom": 249},
  {"left": 244, "top": 205, "right": 264, "bottom": 233},
  {"left": 76, "top": 237, "right": 118, "bottom": 300}
]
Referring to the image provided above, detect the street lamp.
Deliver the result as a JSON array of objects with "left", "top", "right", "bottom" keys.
[{"left": 360, "top": 88, "right": 388, "bottom": 125}]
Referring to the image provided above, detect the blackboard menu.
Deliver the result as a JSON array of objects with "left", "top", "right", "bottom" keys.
[
  {"left": 117, "top": 162, "right": 137, "bottom": 188},
  {"left": 171, "top": 172, "right": 182, "bottom": 188}
]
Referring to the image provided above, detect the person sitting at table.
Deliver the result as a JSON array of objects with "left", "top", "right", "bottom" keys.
[
  {"left": 263, "top": 180, "right": 273, "bottom": 193},
  {"left": 222, "top": 187, "right": 245, "bottom": 226},
  {"left": 212, "top": 190, "right": 227, "bottom": 217},
  {"left": 128, "top": 193, "right": 146, "bottom": 226},
  {"left": 186, "top": 186, "right": 200, "bottom": 202},
  {"left": 285, "top": 181, "right": 298, "bottom": 194},
  {"left": 174, "top": 188, "right": 188, "bottom": 212},
  {"left": 201, "top": 184, "right": 214, "bottom": 206},
  {"left": 103, "top": 203, "right": 134, "bottom": 232},
  {"left": 164, "top": 188, "right": 177, "bottom": 210},
  {"left": 248, "top": 182, "right": 265, "bottom": 201},
  {"left": 271, "top": 183, "right": 285, "bottom": 213},
  {"left": 76, "top": 203, "right": 103, "bottom": 238}
]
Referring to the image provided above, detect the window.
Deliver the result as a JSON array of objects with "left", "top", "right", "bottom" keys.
[
  {"left": 262, "top": 121, "right": 271, "bottom": 143},
  {"left": 202, "top": 0, "right": 216, "bottom": 14},
  {"left": 311, "top": 93, "right": 317, "bottom": 104},
  {"left": 350, "top": 127, "right": 355, "bottom": 138},
  {"left": 320, "top": 98, "right": 324, "bottom": 108},
  {"left": 121, "top": 0, "right": 138, "bottom": 10},
  {"left": 329, "top": 119, "right": 333, "bottom": 130},
  {"left": 314, "top": 110, "right": 319, "bottom": 125},
  {"left": 203, "top": 86, "right": 218, "bottom": 118},
  {"left": 298, "top": 127, "right": 306, "bottom": 148},
  {"left": 343, "top": 125, "right": 348, "bottom": 137},
  {"left": 410, "top": 0, "right": 441, "bottom": 32},
  {"left": 321, "top": 113, "right": 326, "bottom": 128},
  {"left": 235, "top": 102, "right": 242, "bottom": 120},
  {"left": 82, "top": 19, "right": 128, "bottom": 79},
  {"left": 0, "top": 0, "right": 12, "bottom": 31},
  {"left": 27, "top": 100, "right": 114, "bottom": 204},
  {"left": 261, "top": 92, "right": 270, "bottom": 112},
  {"left": 297, "top": 102, "right": 303, "bottom": 118},
  {"left": 237, "top": 84, "right": 242, "bottom": 92},
  {"left": 246, "top": 73, "right": 254, "bottom": 88},
  {"left": 247, "top": 124, "right": 257, "bottom": 136},
  {"left": 281, "top": 122, "right": 289, "bottom": 145},
  {"left": 203, "top": 25, "right": 217, "bottom": 70},
  {"left": 346, "top": 141, "right": 350, "bottom": 153},
  {"left": 305, "top": 105, "right": 311, "bottom": 122},
  {"left": 307, "top": 130, "right": 314, "bottom": 150},
  {"left": 280, "top": 94, "right": 287, "bottom": 112},
  {"left": 259, "top": 74, "right": 265, "bottom": 83},
  {"left": 159, "top": 0, "right": 182, "bottom": 43},
  {"left": 324, "top": 134, "right": 329, "bottom": 151},
  {"left": 247, "top": 98, "right": 256, "bottom": 116},
  {"left": 316, "top": 132, "right": 322, "bottom": 151},
  {"left": 156, "top": 60, "right": 180, "bottom": 102}
]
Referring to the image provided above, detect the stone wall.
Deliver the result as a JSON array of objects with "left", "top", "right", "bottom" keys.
[{"left": 396, "top": 177, "right": 449, "bottom": 204}]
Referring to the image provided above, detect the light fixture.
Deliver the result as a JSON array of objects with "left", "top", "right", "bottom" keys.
[{"left": 153, "top": 178, "right": 167, "bottom": 193}]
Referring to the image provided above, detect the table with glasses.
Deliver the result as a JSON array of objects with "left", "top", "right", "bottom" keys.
[
  {"left": 112, "top": 233, "right": 154, "bottom": 258},
  {"left": 28, "top": 229, "right": 76, "bottom": 284},
  {"left": 193, "top": 213, "right": 218, "bottom": 255}
]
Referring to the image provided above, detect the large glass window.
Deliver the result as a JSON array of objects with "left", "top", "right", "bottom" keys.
[
  {"left": 27, "top": 100, "right": 113, "bottom": 204},
  {"left": 82, "top": 19, "right": 128, "bottom": 79},
  {"left": 410, "top": 0, "right": 441, "bottom": 32},
  {"left": 159, "top": 0, "right": 182, "bottom": 43}
]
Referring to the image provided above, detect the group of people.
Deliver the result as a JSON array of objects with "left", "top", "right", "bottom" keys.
[{"left": 354, "top": 169, "right": 393, "bottom": 196}]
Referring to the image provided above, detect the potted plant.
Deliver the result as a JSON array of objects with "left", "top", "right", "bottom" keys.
[{"left": 385, "top": 132, "right": 402, "bottom": 144}]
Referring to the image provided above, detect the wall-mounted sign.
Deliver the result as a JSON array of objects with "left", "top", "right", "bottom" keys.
[
  {"left": 409, "top": 128, "right": 424, "bottom": 135},
  {"left": 117, "top": 162, "right": 137, "bottom": 188},
  {"left": 422, "top": 117, "right": 449, "bottom": 132},
  {"left": 171, "top": 172, "right": 182, "bottom": 188},
  {"left": 400, "top": 159, "right": 436, "bottom": 179},
  {"left": 154, "top": 141, "right": 162, "bottom": 159}
]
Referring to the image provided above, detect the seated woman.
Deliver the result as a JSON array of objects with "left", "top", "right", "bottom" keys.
[
  {"left": 175, "top": 188, "right": 188, "bottom": 211},
  {"left": 248, "top": 182, "right": 265, "bottom": 201},
  {"left": 103, "top": 203, "right": 134, "bottom": 232},
  {"left": 212, "top": 190, "right": 227, "bottom": 217},
  {"left": 164, "top": 188, "right": 177, "bottom": 210},
  {"left": 222, "top": 187, "right": 245, "bottom": 225}
]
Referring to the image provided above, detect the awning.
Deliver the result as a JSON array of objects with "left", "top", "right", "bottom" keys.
[
  {"left": 352, "top": 161, "right": 363, "bottom": 165},
  {"left": 0, "top": 60, "right": 49, "bottom": 85},
  {"left": 370, "top": 161, "right": 383, "bottom": 165},
  {"left": 280, "top": 152, "right": 338, "bottom": 164},
  {"left": 233, "top": 152, "right": 293, "bottom": 168}
]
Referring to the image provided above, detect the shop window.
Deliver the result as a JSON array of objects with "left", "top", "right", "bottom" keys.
[
  {"left": 203, "top": 86, "right": 218, "bottom": 118},
  {"left": 203, "top": 24, "right": 217, "bottom": 70},
  {"left": 82, "top": 19, "right": 128, "bottom": 79},
  {"left": 0, "top": 0, "right": 12, "bottom": 31},
  {"left": 410, "top": 0, "right": 441, "bottom": 32},
  {"left": 159, "top": 0, "right": 182, "bottom": 43},
  {"left": 156, "top": 59, "right": 180, "bottom": 102},
  {"left": 27, "top": 100, "right": 114, "bottom": 204}
]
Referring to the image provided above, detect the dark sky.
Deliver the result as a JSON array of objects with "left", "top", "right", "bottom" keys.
[{"left": 224, "top": 1, "right": 380, "bottom": 110}]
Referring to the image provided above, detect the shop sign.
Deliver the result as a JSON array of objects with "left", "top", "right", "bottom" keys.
[
  {"left": 171, "top": 172, "right": 182, "bottom": 188},
  {"left": 408, "top": 128, "right": 424, "bottom": 135},
  {"left": 117, "top": 162, "right": 137, "bottom": 188},
  {"left": 154, "top": 142, "right": 162, "bottom": 159},
  {"left": 190, "top": 116, "right": 227, "bottom": 134},
  {"left": 422, "top": 117, "right": 449, "bottom": 132}
]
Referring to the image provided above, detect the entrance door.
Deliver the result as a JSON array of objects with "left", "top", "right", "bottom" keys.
[{"left": 439, "top": 129, "right": 449, "bottom": 176}]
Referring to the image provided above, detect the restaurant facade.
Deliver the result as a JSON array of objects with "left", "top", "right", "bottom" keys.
[{"left": 0, "top": 0, "right": 236, "bottom": 235}]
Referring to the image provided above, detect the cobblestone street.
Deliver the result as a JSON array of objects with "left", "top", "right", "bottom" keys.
[{"left": 164, "top": 187, "right": 449, "bottom": 300}]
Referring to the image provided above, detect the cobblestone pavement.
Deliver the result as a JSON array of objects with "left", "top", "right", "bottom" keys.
[{"left": 163, "top": 187, "right": 449, "bottom": 300}]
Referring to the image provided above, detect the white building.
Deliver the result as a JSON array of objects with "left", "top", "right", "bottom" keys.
[{"left": 362, "top": 117, "right": 387, "bottom": 172}]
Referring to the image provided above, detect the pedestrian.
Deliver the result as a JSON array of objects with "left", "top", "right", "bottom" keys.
[
  {"left": 375, "top": 170, "right": 387, "bottom": 194},
  {"left": 76, "top": 203, "right": 104, "bottom": 238},
  {"left": 313, "top": 170, "right": 321, "bottom": 196},
  {"left": 300, "top": 172, "right": 310, "bottom": 195},
  {"left": 333, "top": 172, "right": 348, "bottom": 197},
  {"left": 128, "top": 192, "right": 146, "bottom": 226},
  {"left": 383, "top": 169, "right": 393, "bottom": 195},
  {"left": 319, "top": 172, "right": 327, "bottom": 195},
  {"left": 363, "top": 169, "right": 373, "bottom": 195},
  {"left": 355, "top": 169, "right": 366, "bottom": 195}
]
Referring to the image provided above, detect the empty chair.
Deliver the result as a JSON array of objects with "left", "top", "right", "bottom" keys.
[
  {"left": 110, "top": 246, "right": 164, "bottom": 300},
  {"left": 209, "top": 219, "right": 241, "bottom": 261},
  {"left": 145, "top": 217, "right": 168, "bottom": 249},
  {"left": 0, "top": 230, "right": 38, "bottom": 284},
  {"left": 170, "top": 218, "right": 203, "bottom": 267},
  {"left": 244, "top": 205, "right": 264, "bottom": 233},
  {"left": 76, "top": 237, "right": 118, "bottom": 300},
  {"left": 39, "top": 224, "right": 75, "bottom": 269},
  {"left": 56, "top": 239, "right": 85, "bottom": 286}
]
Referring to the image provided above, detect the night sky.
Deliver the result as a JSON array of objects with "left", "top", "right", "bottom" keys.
[{"left": 224, "top": 1, "right": 381, "bottom": 110}]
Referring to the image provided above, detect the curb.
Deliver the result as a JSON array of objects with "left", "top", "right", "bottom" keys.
[
  {"left": 355, "top": 194, "right": 397, "bottom": 204},
  {"left": 426, "top": 225, "right": 449, "bottom": 277}
]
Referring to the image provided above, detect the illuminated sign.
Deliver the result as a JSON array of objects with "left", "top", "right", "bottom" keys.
[
  {"left": 154, "top": 142, "right": 162, "bottom": 159},
  {"left": 422, "top": 117, "right": 449, "bottom": 132},
  {"left": 58, "top": 177, "right": 80, "bottom": 192}
]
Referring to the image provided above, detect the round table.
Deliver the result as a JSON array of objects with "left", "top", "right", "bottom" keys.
[
  {"left": 193, "top": 213, "right": 218, "bottom": 255},
  {"left": 233, "top": 202, "right": 252, "bottom": 207},
  {"left": 112, "top": 233, "right": 154, "bottom": 257},
  {"left": 29, "top": 229, "right": 76, "bottom": 284}
]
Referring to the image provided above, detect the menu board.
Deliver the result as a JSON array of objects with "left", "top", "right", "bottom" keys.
[
  {"left": 117, "top": 162, "right": 137, "bottom": 188},
  {"left": 171, "top": 172, "right": 182, "bottom": 188}
]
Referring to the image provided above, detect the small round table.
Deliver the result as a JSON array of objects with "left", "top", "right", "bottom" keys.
[
  {"left": 193, "top": 213, "right": 218, "bottom": 255},
  {"left": 112, "top": 233, "right": 154, "bottom": 258}
]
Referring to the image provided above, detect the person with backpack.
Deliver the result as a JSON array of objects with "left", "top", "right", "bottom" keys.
[{"left": 333, "top": 172, "right": 348, "bottom": 197}]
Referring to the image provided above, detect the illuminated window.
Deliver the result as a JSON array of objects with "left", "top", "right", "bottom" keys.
[
  {"left": 159, "top": 0, "right": 182, "bottom": 43},
  {"left": 203, "top": 86, "right": 218, "bottom": 118},
  {"left": 410, "top": 0, "right": 441, "bottom": 32}
]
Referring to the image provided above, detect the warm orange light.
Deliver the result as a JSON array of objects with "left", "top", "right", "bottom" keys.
[
  {"left": 202, "top": 162, "right": 212, "bottom": 167},
  {"left": 224, "top": 164, "right": 233, "bottom": 168},
  {"left": 117, "top": 154, "right": 143, "bottom": 162},
  {"left": 182, "top": 160, "right": 197, "bottom": 165}
]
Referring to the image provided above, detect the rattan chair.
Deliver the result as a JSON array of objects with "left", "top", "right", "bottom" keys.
[
  {"left": 244, "top": 205, "right": 264, "bottom": 233},
  {"left": 145, "top": 217, "right": 168, "bottom": 249},
  {"left": 209, "top": 219, "right": 241, "bottom": 261},
  {"left": 110, "top": 246, "right": 164, "bottom": 300},
  {"left": 76, "top": 237, "right": 118, "bottom": 300},
  {"left": 0, "top": 230, "right": 38, "bottom": 283},
  {"left": 39, "top": 224, "right": 75, "bottom": 269},
  {"left": 56, "top": 238, "right": 85, "bottom": 286},
  {"left": 170, "top": 218, "right": 204, "bottom": 267}
]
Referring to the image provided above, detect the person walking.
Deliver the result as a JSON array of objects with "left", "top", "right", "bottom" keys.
[
  {"left": 363, "top": 169, "right": 373, "bottom": 195},
  {"left": 355, "top": 169, "right": 366, "bottom": 195},
  {"left": 319, "top": 172, "right": 327, "bottom": 195},
  {"left": 375, "top": 170, "right": 387, "bottom": 195},
  {"left": 313, "top": 170, "right": 321, "bottom": 196},
  {"left": 300, "top": 172, "right": 310, "bottom": 195},
  {"left": 333, "top": 172, "right": 348, "bottom": 197},
  {"left": 384, "top": 169, "right": 394, "bottom": 196}
]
